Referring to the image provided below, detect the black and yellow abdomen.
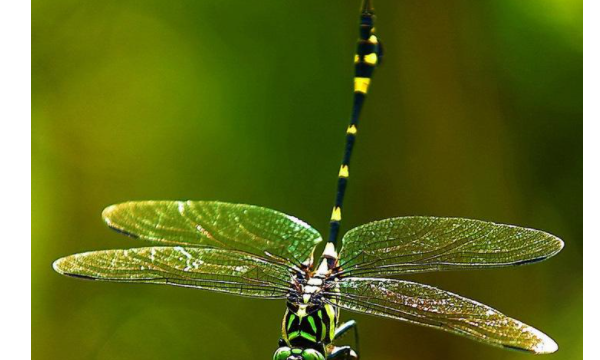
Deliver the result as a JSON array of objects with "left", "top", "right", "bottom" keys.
[{"left": 328, "top": 6, "right": 382, "bottom": 246}]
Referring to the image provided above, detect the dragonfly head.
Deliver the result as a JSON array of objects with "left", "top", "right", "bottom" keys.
[{"left": 272, "top": 347, "right": 325, "bottom": 360}]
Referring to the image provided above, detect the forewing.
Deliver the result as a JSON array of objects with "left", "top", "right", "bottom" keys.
[
  {"left": 102, "top": 201, "right": 322, "bottom": 266},
  {"left": 339, "top": 217, "right": 563, "bottom": 277},
  {"left": 334, "top": 278, "right": 557, "bottom": 354},
  {"left": 53, "top": 247, "right": 291, "bottom": 299}
]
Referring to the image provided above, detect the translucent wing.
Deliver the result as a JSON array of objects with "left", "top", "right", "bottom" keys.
[
  {"left": 332, "top": 277, "right": 557, "bottom": 354},
  {"left": 339, "top": 217, "right": 563, "bottom": 277},
  {"left": 102, "top": 201, "right": 322, "bottom": 266},
  {"left": 53, "top": 247, "right": 292, "bottom": 299}
]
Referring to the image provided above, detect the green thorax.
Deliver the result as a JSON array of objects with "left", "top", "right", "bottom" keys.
[{"left": 282, "top": 301, "right": 339, "bottom": 350}]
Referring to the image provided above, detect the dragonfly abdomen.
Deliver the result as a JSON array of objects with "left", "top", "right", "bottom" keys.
[{"left": 328, "top": 4, "right": 382, "bottom": 246}]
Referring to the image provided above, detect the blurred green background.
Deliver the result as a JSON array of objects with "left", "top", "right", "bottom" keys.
[{"left": 32, "top": 0, "right": 582, "bottom": 359}]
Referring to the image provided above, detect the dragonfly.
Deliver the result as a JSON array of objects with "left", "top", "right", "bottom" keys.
[{"left": 53, "top": 1, "right": 563, "bottom": 359}]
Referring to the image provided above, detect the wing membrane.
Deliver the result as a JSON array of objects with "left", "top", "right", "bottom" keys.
[
  {"left": 339, "top": 217, "right": 563, "bottom": 277},
  {"left": 53, "top": 247, "right": 292, "bottom": 299},
  {"left": 102, "top": 201, "right": 322, "bottom": 266},
  {"left": 333, "top": 277, "right": 557, "bottom": 354}
]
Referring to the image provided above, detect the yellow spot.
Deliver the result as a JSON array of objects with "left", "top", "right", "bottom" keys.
[
  {"left": 364, "top": 53, "right": 378, "bottom": 65},
  {"left": 331, "top": 207, "right": 342, "bottom": 222},
  {"left": 346, "top": 125, "right": 357, "bottom": 135},
  {"left": 281, "top": 315, "right": 290, "bottom": 343},
  {"left": 325, "top": 304, "right": 337, "bottom": 340},
  {"left": 354, "top": 77, "right": 371, "bottom": 94},
  {"left": 318, "top": 311, "right": 326, "bottom": 341},
  {"left": 323, "top": 242, "right": 338, "bottom": 259},
  {"left": 317, "top": 258, "right": 328, "bottom": 274},
  {"left": 287, "top": 314, "right": 296, "bottom": 331},
  {"left": 369, "top": 35, "right": 378, "bottom": 43},
  {"left": 354, "top": 54, "right": 359, "bottom": 63},
  {"left": 338, "top": 165, "right": 349, "bottom": 178}
]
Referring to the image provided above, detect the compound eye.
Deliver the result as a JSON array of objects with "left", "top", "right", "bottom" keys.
[
  {"left": 301, "top": 349, "right": 325, "bottom": 360},
  {"left": 273, "top": 347, "right": 292, "bottom": 360}
]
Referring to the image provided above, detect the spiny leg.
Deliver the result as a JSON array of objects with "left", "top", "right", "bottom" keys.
[
  {"left": 327, "top": 346, "right": 358, "bottom": 360},
  {"left": 334, "top": 320, "right": 360, "bottom": 356}
]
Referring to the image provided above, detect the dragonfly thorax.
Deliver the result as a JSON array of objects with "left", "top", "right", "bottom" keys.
[
  {"left": 281, "top": 264, "right": 340, "bottom": 355},
  {"left": 280, "top": 299, "right": 338, "bottom": 355},
  {"left": 289, "top": 266, "right": 337, "bottom": 311}
]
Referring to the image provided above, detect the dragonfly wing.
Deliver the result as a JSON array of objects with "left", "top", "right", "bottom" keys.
[
  {"left": 53, "top": 247, "right": 291, "bottom": 299},
  {"left": 339, "top": 217, "right": 563, "bottom": 277},
  {"left": 333, "top": 277, "right": 557, "bottom": 354},
  {"left": 102, "top": 201, "right": 322, "bottom": 266}
]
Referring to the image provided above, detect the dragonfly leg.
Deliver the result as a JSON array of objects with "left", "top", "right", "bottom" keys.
[
  {"left": 327, "top": 346, "right": 358, "bottom": 360},
  {"left": 333, "top": 320, "right": 360, "bottom": 355}
]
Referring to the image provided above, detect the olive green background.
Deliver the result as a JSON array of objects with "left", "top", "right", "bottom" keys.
[{"left": 32, "top": 1, "right": 582, "bottom": 359}]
